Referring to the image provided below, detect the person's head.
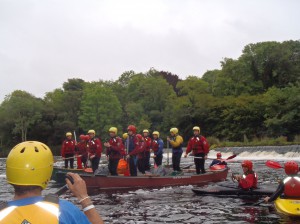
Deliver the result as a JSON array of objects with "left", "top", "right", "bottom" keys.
[
  {"left": 123, "top": 133, "right": 128, "bottom": 140},
  {"left": 109, "top": 127, "right": 117, "bottom": 138},
  {"left": 152, "top": 131, "right": 159, "bottom": 140},
  {"left": 241, "top": 160, "right": 253, "bottom": 173},
  {"left": 284, "top": 161, "right": 299, "bottom": 176},
  {"left": 88, "top": 129, "right": 95, "bottom": 138},
  {"left": 170, "top": 128, "right": 178, "bottom": 137},
  {"left": 136, "top": 134, "right": 143, "bottom": 142},
  {"left": 66, "top": 132, "right": 72, "bottom": 139},
  {"left": 193, "top": 126, "right": 200, "bottom": 136},
  {"left": 143, "top": 129, "right": 149, "bottom": 137},
  {"left": 6, "top": 141, "right": 54, "bottom": 196},
  {"left": 127, "top": 125, "right": 136, "bottom": 136},
  {"left": 216, "top": 152, "right": 222, "bottom": 159}
]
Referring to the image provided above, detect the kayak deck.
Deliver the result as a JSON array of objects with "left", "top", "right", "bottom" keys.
[
  {"left": 275, "top": 197, "right": 300, "bottom": 216},
  {"left": 192, "top": 182, "right": 276, "bottom": 197}
]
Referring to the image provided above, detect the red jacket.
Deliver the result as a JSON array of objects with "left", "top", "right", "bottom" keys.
[
  {"left": 129, "top": 141, "right": 146, "bottom": 159},
  {"left": 61, "top": 139, "right": 76, "bottom": 157},
  {"left": 238, "top": 173, "right": 258, "bottom": 189},
  {"left": 76, "top": 141, "right": 88, "bottom": 157},
  {"left": 144, "top": 137, "right": 152, "bottom": 152},
  {"left": 106, "top": 137, "right": 125, "bottom": 160},
  {"left": 87, "top": 137, "right": 102, "bottom": 158},
  {"left": 186, "top": 135, "right": 209, "bottom": 155},
  {"left": 283, "top": 176, "right": 300, "bottom": 197}
]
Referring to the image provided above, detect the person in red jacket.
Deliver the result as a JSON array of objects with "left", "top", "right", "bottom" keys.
[
  {"left": 61, "top": 132, "right": 76, "bottom": 168},
  {"left": 104, "top": 127, "right": 125, "bottom": 176},
  {"left": 265, "top": 161, "right": 300, "bottom": 203},
  {"left": 184, "top": 126, "right": 209, "bottom": 174},
  {"left": 76, "top": 134, "right": 89, "bottom": 169},
  {"left": 127, "top": 134, "right": 147, "bottom": 174},
  {"left": 143, "top": 129, "right": 152, "bottom": 172},
  {"left": 232, "top": 160, "right": 258, "bottom": 190},
  {"left": 87, "top": 129, "right": 102, "bottom": 173}
]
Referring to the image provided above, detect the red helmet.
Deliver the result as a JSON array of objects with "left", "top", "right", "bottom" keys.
[
  {"left": 85, "top": 135, "right": 90, "bottom": 140},
  {"left": 216, "top": 152, "right": 222, "bottom": 158},
  {"left": 284, "top": 161, "right": 299, "bottom": 175},
  {"left": 127, "top": 125, "right": 137, "bottom": 134},
  {"left": 79, "top": 135, "right": 86, "bottom": 140},
  {"left": 242, "top": 160, "right": 253, "bottom": 170},
  {"left": 136, "top": 134, "right": 143, "bottom": 141}
]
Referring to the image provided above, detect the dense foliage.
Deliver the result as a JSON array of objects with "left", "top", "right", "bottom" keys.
[{"left": 0, "top": 40, "right": 299, "bottom": 150}]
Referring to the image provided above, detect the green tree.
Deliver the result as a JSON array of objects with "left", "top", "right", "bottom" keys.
[
  {"left": 0, "top": 91, "right": 42, "bottom": 142},
  {"left": 78, "top": 82, "right": 122, "bottom": 137}
]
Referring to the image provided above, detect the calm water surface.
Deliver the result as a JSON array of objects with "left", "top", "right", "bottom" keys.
[{"left": 0, "top": 158, "right": 299, "bottom": 223}]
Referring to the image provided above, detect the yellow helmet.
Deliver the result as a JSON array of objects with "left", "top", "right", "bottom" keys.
[
  {"left": 123, "top": 133, "right": 128, "bottom": 140},
  {"left": 88, "top": 130, "right": 95, "bottom": 135},
  {"left": 170, "top": 128, "right": 178, "bottom": 135},
  {"left": 66, "top": 132, "right": 72, "bottom": 137},
  {"left": 109, "top": 127, "right": 118, "bottom": 134},
  {"left": 193, "top": 126, "right": 200, "bottom": 132},
  {"left": 6, "top": 141, "right": 54, "bottom": 189},
  {"left": 152, "top": 131, "right": 160, "bottom": 137},
  {"left": 143, "top": 129, "right": 149, "bottom": 133}
]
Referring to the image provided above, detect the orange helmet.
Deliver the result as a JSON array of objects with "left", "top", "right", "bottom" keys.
[
  {"left": 242, "top": 160, "right": 253, "bottom": 171},
  {"left": 127, "top": 125, "right": 137, "bottom": 134},
  {"left": 284, "top": 161, "right": 299, "bottom": 175},
  {"left": 216, "top": 152, "right": 222, "bottom": 159},
  {"left": 136, "top": 134, "right": 143, "bottom": 141}
]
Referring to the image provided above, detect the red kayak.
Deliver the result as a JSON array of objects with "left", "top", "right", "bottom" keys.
[{"left": 80, "top": 168, "right": 228, "bottom": 190}]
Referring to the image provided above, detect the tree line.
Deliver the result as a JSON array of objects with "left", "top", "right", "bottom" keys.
[{"left": 0, "top": 40, "right": 299, "bottom": 153}]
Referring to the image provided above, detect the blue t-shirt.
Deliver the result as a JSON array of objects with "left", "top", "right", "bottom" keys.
[{"left": 7, "top": 196, "right": 91, "bottom": 224}]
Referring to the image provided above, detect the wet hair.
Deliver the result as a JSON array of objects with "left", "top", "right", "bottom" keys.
[{"left": 12, "top": 185, "right": 42, "bottom": 196}]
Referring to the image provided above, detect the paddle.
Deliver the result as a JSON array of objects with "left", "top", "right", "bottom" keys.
[
  {"left": 54, "top": 175, "right": 74, "bottom": 196},
  {"left": 242, "top": 199, "right": 265, "bottom": 206},
  {"left": 192, "top": 154, "right": 237, "bottom": 160},
  {"left": 265, "top": 160, "right": 283, "bottom": 169}
]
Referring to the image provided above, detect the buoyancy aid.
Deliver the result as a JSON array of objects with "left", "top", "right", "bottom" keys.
[
  {"left": 283, "top": 176, "right": 300, "bottom": 198},
  {"left": 0, "top": 195, "right": 59, "bottom": 224}
]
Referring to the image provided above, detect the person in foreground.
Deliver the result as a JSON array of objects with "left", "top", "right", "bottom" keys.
[
  {"left": 264, "top": 161, "right": 300, "bottom": 203},
  {"left": 209, "top": 152, "right": 227, "bottom": 167},
  {"left": 0, "top": 141, "right": 103, "bottom": 224},
  {"left": 232, "top": 160, "right": 257, "bottom": 190}
]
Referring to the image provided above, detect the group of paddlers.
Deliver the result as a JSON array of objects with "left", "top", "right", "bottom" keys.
[{"left": 61, "top": 125, "right": 211, "bottom": 176}]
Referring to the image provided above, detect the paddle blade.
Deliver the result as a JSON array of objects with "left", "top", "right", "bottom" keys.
[
  {"left": 226, "top": 154, "right": 237, "bottom": 160},
  {"left": 265, "top": 160, "right": 283, "bottom": 169}
]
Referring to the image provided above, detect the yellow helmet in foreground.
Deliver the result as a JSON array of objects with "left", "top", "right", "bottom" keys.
[
  {"left": 6, "top": 141, "right": 54, "bottom": 189},
  {"left": 152, "top": 131, "right": 160, "bottom": 137},
  {"left": 170, "top": 128, "right": 178, "bottom": 135},
  {"left": 109, "top": 127, "right": 118, "bottom": 134}
]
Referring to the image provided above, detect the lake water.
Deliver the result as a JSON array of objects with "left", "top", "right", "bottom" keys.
[{"left": 1, "top": 152, "right": 300, "bottom": 223}]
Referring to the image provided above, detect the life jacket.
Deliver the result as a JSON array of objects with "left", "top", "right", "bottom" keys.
[
  {"left": 107, "top": 137, "right": 125, "bottom": 159},
  {"left": 283, "top": 176, "right": 300, "bottom": 198},
  {"left": 143, "top": 137, "right": 152, "bottom": 152},
  {"left": 171, "top": 135, "right": 183, "bottom": 153},
  {"left": 241, "top": 172, "right": 258, "bottom": 189},
  {"left": 0, "top": 195, "right": 59, "bottom": 224},
  {"left": 117, "top": 159, "right": 128, "bottom": 175}
]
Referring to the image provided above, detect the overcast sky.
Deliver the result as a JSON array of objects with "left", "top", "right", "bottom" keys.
[{"left": 1, "top": 0, "right": 299, "bottom": 103}]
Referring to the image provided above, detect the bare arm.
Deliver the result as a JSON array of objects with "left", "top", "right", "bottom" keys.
[{"left": 66, "top": 172, "right": 104, "bottom": 224}]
